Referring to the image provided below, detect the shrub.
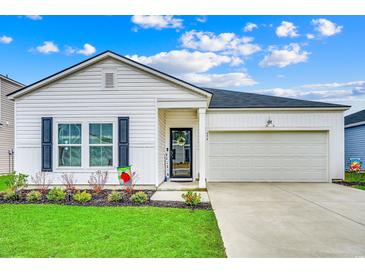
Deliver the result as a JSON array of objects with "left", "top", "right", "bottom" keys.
[
  {"left": 27, "top": 190, "right": 42, "bottom": 202},
  {"left": 61, "top": 173, "right": 77, "bottom": 192},
  {"left": 130, "top": 191, "right": 148, "bottom": 204},
  {"left": 4, "top": 190, "right": 18, "bottom": 201},
  {"left": 73, "top": 191, "right": 92, "bottom": 203},
  {"left": 7, "top": 172, "right": 28, "bottom": 192},
  {"left": 47, "top": 187, "right": 66, "bottom": 201},
  {"left": 30, "top": 172, "right": 50, "bottom": 194},
  {"left": 107, "top": 191, "right": 123, "bottom": 202},
  {"left": 182, "top": 191, "right": 201, "bottom": 206},
  {"left": 88, "top": 170, "right": 108, "bottom": 194}
]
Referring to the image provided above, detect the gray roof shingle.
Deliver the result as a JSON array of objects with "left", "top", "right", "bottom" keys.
[
  {"left": 205, "top": 88, "right": 349, "bottom": 109},
  {"left": 345, "top": 109, "right": 365, "bottom": 125}
]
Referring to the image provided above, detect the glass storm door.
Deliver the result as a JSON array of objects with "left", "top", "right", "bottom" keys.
[{"left": 170, "top": 129, "right": 192, "bottom": 178}]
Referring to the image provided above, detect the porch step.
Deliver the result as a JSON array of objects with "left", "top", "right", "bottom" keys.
[{"left": 157, "top": 181, "right": 205, "bottom": 191}]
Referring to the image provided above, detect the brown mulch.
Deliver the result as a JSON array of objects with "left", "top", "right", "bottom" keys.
[
  {"left": 332, "top": 181, "right": 365, "bottom": 187},
  {"left": 0, "top": 189, "right": 212, "bottom": 210}
]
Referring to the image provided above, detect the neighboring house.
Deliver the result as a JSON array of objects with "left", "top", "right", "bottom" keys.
[
  {"left": 345, "top": 109, "right": 365, "bottom": 170},
  {"left": 7, "top": 51, "right": 349, "bottom": 188},
  {"left": 0, "top": 74, "right": 24, "bottom": 174}
]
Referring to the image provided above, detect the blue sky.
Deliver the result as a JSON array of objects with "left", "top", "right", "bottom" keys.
[{"left": 1, "top": 15, "right": 364, "bottom": 113}]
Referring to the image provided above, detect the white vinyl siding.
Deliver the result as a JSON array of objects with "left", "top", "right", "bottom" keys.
[
  {"left": 208, "top": 131, "right": 328, "bottom": 182},
  {"left": 0, "top": 78, "right": 22, "bottom": 174},
  {"left": 14, "top": 58, "right": 206, "bottom": 185}
]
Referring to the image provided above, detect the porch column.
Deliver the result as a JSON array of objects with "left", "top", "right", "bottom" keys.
[{"left": 198, "top": 108, "right": 206, "bottom": 188}]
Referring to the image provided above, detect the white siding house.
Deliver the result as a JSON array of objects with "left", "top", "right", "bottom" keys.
[
  {"left": 8, "top": 51, "right": 349, "bottom": 188},
  {"left": 0, "top": 75, "right": 24, "bottom": 174}
]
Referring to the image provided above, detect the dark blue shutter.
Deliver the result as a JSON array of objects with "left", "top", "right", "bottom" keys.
[
  {"left": 118, "top": 117, "right": 129, "bottom": 166},
  {"left": 41, "top": 117, "right": 53, "bottom": 171}
]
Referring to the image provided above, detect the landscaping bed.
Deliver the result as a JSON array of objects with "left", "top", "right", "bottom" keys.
[
  {"left": 333, "top": 172, "right": 365, "bottom": 190},
  {"left": 0, "top": 189, "right": 212, "bottom": 209}
]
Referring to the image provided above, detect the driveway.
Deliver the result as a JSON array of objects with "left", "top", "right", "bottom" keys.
[{"left": 208, "top": 183, "right": 365, "bottom": 257}]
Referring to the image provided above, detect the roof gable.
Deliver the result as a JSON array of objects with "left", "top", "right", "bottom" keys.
[
  {"left": 0, "top": 74, "right": 24, "bottom": 88},
  {"left": 7, "top": 51, "right": 212, "bottom": 100},
  {"left": 345, "top": 109, "right": 365, "bottom": 126}
]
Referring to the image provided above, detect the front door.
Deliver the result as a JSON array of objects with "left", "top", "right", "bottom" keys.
[{"left": 170, "top": 128, "right": 192, "bottom": 178}]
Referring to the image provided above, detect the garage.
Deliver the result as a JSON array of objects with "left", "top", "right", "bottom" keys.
[{"left": 208, "top": 131, "right": 328, "bottom": 182}]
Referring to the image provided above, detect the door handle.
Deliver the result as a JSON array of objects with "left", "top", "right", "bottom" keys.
[{"left": 171, "top": 149, "right": 176, "bottom": 160}]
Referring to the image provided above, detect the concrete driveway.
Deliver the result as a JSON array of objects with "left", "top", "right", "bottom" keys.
[{"left": 208, "top": 183, "right": 365, "bottom": 257}]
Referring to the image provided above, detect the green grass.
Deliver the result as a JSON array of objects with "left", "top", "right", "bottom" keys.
[
  {"left": 352, "top": 185, "right": 365, "bottom": 191},
  {"left": 0, "top": 204, "right": 226, "bottom": 258},
  {"left": 0, "top": 175, "right": 11, "bottom": 192},
  {"left": 345, "top": 172, "right": 365, "bottom": 183}
]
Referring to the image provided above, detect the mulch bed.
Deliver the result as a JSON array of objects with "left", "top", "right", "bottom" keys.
[
  {"left": 332, "top": 180, "right": 365, "bottom": 187},
  {"left": 0, "top": 189, "right": 212, "bottom": 210}
]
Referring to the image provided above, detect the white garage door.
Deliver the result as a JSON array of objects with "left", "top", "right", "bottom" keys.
[{"left": 208, "top": 131, "right": 328, "bottom": 182}]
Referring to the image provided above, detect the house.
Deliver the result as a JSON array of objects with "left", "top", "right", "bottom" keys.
[
  {"left": 7, "top": 51, "right": 349, "bottom": 188},
  {"left": 0, "top": 74, "right": 24, "bottom": 174},
  {"left": 345, "top": 109, "right": 365, "bottom": 170}
]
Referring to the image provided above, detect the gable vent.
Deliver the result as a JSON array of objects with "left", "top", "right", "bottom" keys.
[{"left": 105, "top": 72, "right": 114, "bottom": 88}]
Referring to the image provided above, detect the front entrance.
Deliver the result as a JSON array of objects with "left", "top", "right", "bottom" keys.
[{"left": 170, "top": 128, "right": 192, "bottom": 179}]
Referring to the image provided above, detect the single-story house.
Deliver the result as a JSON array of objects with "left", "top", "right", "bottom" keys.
[
  {"left": 345, "top": 109, "right": 365, "bottom": 170},
  {"left": 7, "top": 51, "right": 349, "bottom": 188},
  {"left": 0, "top": 74, "right": 24, "bottom": 174}
]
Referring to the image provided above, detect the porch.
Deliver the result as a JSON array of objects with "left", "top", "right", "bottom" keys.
[{"left": 157, "top": 107, "right": 207, "bottom": 189}]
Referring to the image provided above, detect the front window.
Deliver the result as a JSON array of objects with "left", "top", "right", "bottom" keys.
[
  {"left": 58, "top": 123, "right": 82, "bottom": 167},
  {"left": 89, "top": 123, "right": 113, "bottom": 166}
]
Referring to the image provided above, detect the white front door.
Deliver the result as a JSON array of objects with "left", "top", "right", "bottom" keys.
[{"left": 208, "top": 131, "right": 328, "bottom": 182}]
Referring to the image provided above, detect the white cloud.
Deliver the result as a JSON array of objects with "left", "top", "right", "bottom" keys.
[
  {"left": 180, "top": 30, "right": 261, "bottom": 56},
  {"left": 131, "top": 15, "right": 183, "bottom": 30},
  {"left": 196, "top": 16, "right": 207, "bottom": 23},
  {"left": 243, "top": 23, "right": 258, "bottom": 32},
  {"left": 127, "top": 49, "right": 257, "bottom": 88},
  {"left": 311, "top": 18, "right": 343, "bottom": 36},
  {"left": 250, "top": 80, "right": 365, "bottom": 102},
  {"left": 0, "top": 35, "right": 13, "bottom": 44},
  {"left": 276, "top": 21, "right": 299, "bottom": 38},
  {"left": 306, "top": 33, "right": 315, "bottom": 39},
  {"left": 302, "top": 81, "right": 365, "bottom": 89},
  {"left": 26, "top": 15, "right": 42, "bottom": 20},
  {"left": 259, "top": 43, "right": 309, "bottom": 68},
  {"left": 36, "top": 41, "right": 59, "bottom": 54},
  {"left": 127, "top": 50, "right": 236, "bottom": 74},
  {"left": 183, "top": 72, "right": 257, "bottom": 88},
  {"left": 77, "top": 43, "right": 96, "bottom": 56}
]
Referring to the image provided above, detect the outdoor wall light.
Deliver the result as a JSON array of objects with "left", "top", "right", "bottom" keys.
[{"left": 265, "top": 118, "right": 275, "bottom": 128}]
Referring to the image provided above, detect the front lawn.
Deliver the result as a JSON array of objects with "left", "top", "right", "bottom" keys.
[
  {"left": 0, "top": 204, "right": 225, "bottom": 258},
  {"left": 0, "top": 175, "right": 11, "bottom": 192}
]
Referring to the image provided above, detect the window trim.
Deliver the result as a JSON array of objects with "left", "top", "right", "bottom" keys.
[
  {"left": 56, "top": 122, "right": 82, "bottom": 168},
  {"left": 53, "top": 118, "right": 117, "bottom": 171},
  {"left": 88, "top": 123, "right": 114, "bottom": 167}
]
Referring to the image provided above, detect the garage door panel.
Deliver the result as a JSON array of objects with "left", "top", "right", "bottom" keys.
[{"left": 208, "top": 131, "right": 328, "bottom": 182}]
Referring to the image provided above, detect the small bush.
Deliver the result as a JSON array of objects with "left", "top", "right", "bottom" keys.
[
  {"left": 4, "top": 190, "right": 18, "bottom": 201},
  {"left": 30, "top": 172, "right": 50, "bottom": 194},
  {"left": 73, "top": 191, "right": 92, "bottom": 203},
  {"left": 88, "top": 170, "right": 108, "bottom": 194},
  {"left": 130, "top": 191, "right": 148, "bottom": 204},
  {"left": 107, "top": 191, "right": 123, "bottom": 202},
  {"left": 61, "top": 173, "right": 77, "bottom": 192},
  {"left": 27, "top": 190, "right": 42, "bottom": 202},
  {"left": 182, "top": 191, "right": 201, "bottom": 206},
  {"left": 47, "top": 187, "right": 66, "bottom": 201},
  {"left": 7, "top": 172, "right": 28, "bottom": 192}
]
